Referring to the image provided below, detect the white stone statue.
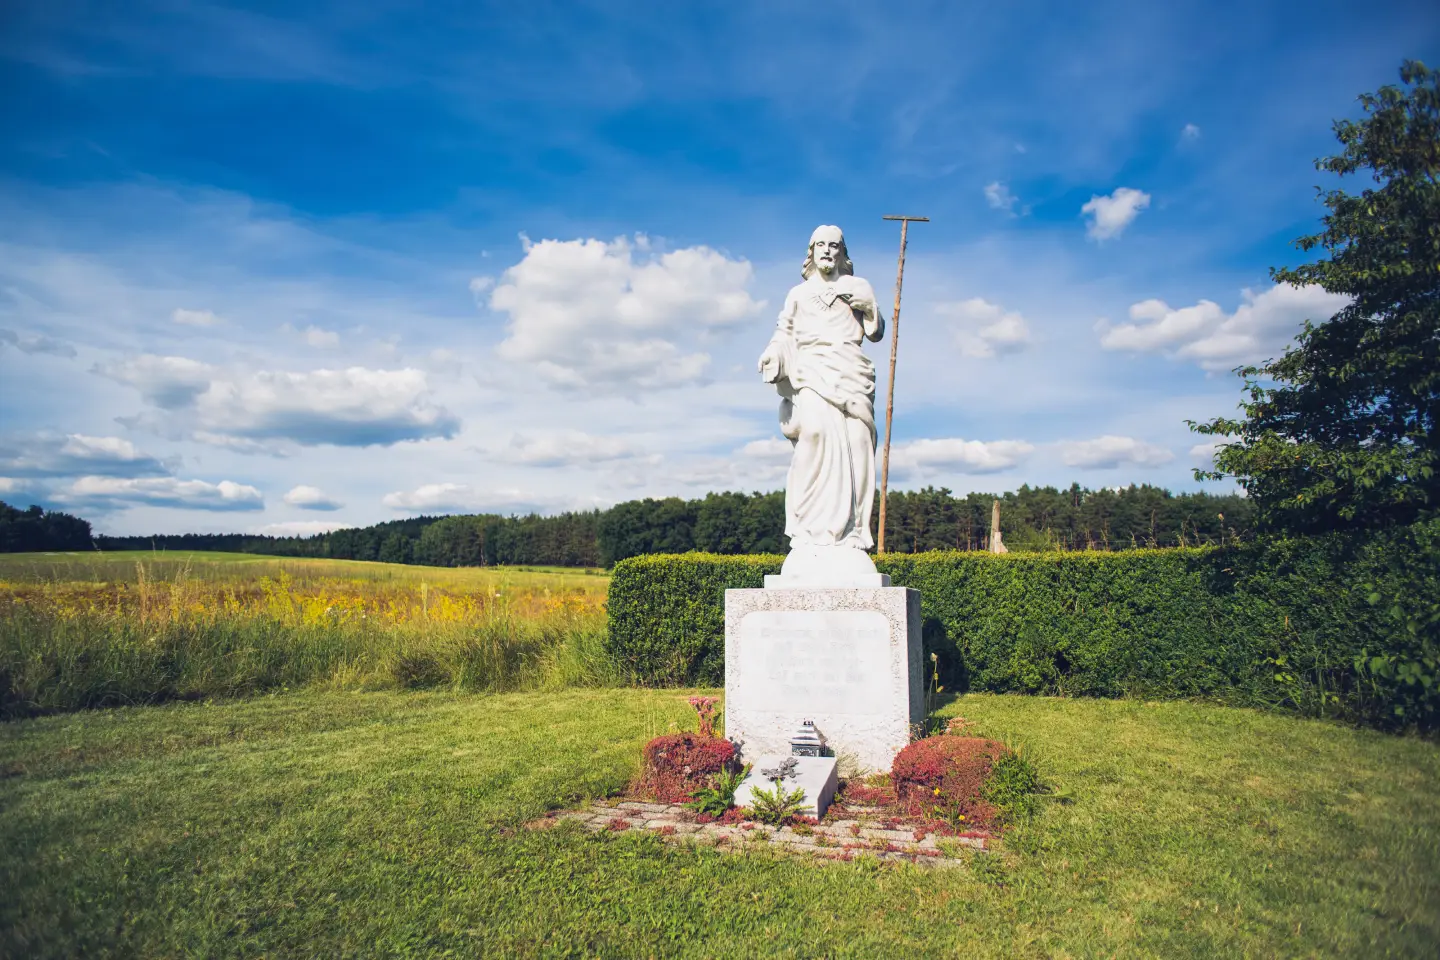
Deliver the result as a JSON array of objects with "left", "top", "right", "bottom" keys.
[{"left": 758, "top": 225, "right": 888, "bottom": 586}]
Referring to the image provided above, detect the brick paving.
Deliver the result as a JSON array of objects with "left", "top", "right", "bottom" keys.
[{"left": 527, "top": 800, "right": 991, "bottom": 868}]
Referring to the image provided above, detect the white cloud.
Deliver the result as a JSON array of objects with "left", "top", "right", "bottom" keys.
[
  {"left": 303, "top": 325, "right": 340, "bottom": 348},
  {"left": 172, "top": 308, "right": 222, "bottom": 327},
  {"left": 486, "top": 235, "right": 765, "bottom": 390},
  {"left": 890, "top": 438, "right": 1035, "bottom": 475},
  {"left": 1081, "top": 187, "right": 1151, "bottom": 240},
  {"left": 0, "top": 434, "right": 170, "bottom": 478},
  {"left": 195, "top": 367, "right": 458, "bottom": 447},
  {"left": 1181, "top": 123, "right": 1201, "bottom": 141},
  {"left": 57, "top": 476, "right": 265, "bottom": 511},
  {"left": 493, "top": 431, "right": 649, "bottom": 467},
  {"left": 1058, "top": 435, "right": 1174, "bottom": 469},
  {"left": 0, "top": 477, "right": 47, "bottom": 502},
  {"left": 283, "top": 484, "right": 343, "bottom": 510},
  {"left": 381, "top": 483, "right": 556, "bottom": 514},
  {"left": 1189, "top": 441, "right": 1224, "bottom": 468},
  {"left": 740, "top": 437, "right": 793, "bottom": 463},
  {"left": 1097, "top": 284, "right": 1350, "bottom": 370},
  {"left": 102, "top": 359, "right": 459, "bottom": 448},
  {"left": 984, "top": 181, "right": 1018, "bottom": 214},
  {"left": 95, "top": 354, "right": 215, "bottom": 408},
  {"left": 252, "top": 520, "right": 349, "bottom": 536},
  {"left": 0, "top": 328, "right": 77, "bottom": 358},
  {"left": 936, "top": 298, "right": 1033, "bottom": 358}
]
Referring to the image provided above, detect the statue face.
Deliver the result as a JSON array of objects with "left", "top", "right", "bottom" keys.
[{"left": 811, "top": 227, "right": 844, "bottom": 278}]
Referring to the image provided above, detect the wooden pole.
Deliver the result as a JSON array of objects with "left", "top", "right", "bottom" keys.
[{"left": 876, "top": 214, "right": 928, "bottom": 555}]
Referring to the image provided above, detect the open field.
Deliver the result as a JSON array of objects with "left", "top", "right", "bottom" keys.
[
  {"left": 0, "top": 550, "right": 610, "bottom": 596},
  {"left": 1, "top": 690, "right": 1436, "bottom": 957},
  {"left": 0, "top": 553, "right": 611, "bottom": 717}
]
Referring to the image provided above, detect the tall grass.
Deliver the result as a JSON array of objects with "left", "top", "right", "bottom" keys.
[{"left": 0, "top": 559, "right": 613, "bottom": 718}]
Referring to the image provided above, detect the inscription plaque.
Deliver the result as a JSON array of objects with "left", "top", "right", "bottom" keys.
[
  {"left": 733, "top": 611, "right": 890, "bottom": 715},
  {"left": 724, "top": 587, "right": 923, "bottom": 772}
]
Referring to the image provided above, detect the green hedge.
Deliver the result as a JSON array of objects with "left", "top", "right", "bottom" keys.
[{"left": 604, "top": 521, "right": 1440, "bottom": 730}]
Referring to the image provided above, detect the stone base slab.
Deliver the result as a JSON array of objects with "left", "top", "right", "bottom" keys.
[
  {"left": 733, "top": 755, "right": 838, "bottom": 818},
  {"left": 724, "top": 586, "right": 922, "bottom": 773}
]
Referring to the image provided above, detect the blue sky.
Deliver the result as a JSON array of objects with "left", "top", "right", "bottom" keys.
[{"left": 1, "top": 0, "right": 1436, "bottom": 535}]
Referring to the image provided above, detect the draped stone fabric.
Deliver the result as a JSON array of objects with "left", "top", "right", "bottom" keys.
[{"left": 764, "top": 273, "right": 884, "bottom": 550}]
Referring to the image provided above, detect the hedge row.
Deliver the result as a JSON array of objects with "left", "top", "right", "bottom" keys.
[{"left": 604, "top": 520, "right": 1440, "bottom": 730}]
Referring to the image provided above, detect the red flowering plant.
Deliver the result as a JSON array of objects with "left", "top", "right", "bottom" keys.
[
  {"left": 637, "top": 733, "right": 737, "bottom": 803},
  {"left": 890, "top": 735, "right": 1007, "bottom": 828},
  {"left": 687, "top": 696, "right": 720, "bottom": 738}
]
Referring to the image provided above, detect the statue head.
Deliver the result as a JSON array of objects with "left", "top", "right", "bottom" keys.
[{"left": 801, "top": 225, "right": 853, "bottom": 280}]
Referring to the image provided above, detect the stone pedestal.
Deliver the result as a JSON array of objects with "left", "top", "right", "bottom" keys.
[
  {"left": 724, "top": 586, "right": 923, "bottom": 774},
  {"left": 733, "top": 755, "right": 838, "bottom": 818}
]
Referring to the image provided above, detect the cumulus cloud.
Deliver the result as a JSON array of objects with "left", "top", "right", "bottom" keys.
[
  {"left": 1181, "top": 123, "right": 1201, "bottom": 141},
  {"left": 57, "top": 476, "right": 264, "bottom": 511},
  {"left": 195, "top": 367, "right": 458, "bottom": 446},
  {"left": 100, "top": 357, "right": 459, "bottom": 448},
  {"left": 890, "top": 438, "right": 1034, "bottom": 475},
  {"left": 1058, "top": 436, "right": 1174, "bottom": 469},
  {"left": 283, "top": 484, "right": 343, "bottom": 510},
  {"left": 984, "top": 181, "right": 1018, "bottom": 214},
  {"left": 1081, "top": 187, "right": 1151, "bottom": 240},
  {"left": 95, "top": 354, "right": 215, "bottom": 408},
  {"left": 382, "top": 483, "right": 552, "bottom": 514},
  {"left": 252, "top": 520, "right": 350, "bottom": 536},
  {"left": 486, "top": 235, "right": 765, "bottom": 390},
  {"left": 302, "top": 325, "right": 340, "bottom": 347},
  {"left": 0, "top": 477, "right": 48, "bottom": 502},
  {"left": 1188, "top": 440, "right": 1234, "bottom": 470},
  {"left": 1097, "top": 284, "right": 1350, "bottom": 370},
  {"left": 0, "top": 328, "right": 77, "bottom": 358},
  {"left": 740, "top": 438, "right": 793, "bottom": 463},
  {"left": 493, "top": 431, "right": 649, "bottom": 467},
  {"left": 936, "top": 298, "right": 1033, "bottom": 358},
  {"left": 172, "top": 308, "right": 222, "bottom": 327},
  {"left": 0, "top": 434, "right": 171, "bottom": 478}
]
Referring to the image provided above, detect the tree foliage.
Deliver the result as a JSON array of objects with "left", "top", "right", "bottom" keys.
[
  {"left": 88, "top": 483, "right": 1253, "bottom": 567},
  {"left": 0, "top": 501, "right": 93, "bottom": 552},
  {"left": 1193, "top": 61, "right": 1439, "bottom": 533}
]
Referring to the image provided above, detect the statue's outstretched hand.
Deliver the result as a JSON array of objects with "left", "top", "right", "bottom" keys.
[{"left": 758, "top": 341, "right": 783, "bottom": 383}]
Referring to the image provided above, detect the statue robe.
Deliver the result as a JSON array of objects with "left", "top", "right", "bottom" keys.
[{"left": 766, "top": 274, "right": 885, "bottom": 550}]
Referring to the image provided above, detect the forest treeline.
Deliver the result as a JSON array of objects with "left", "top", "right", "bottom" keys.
[
  {"left": 67, "top": 483, "right": 1256, "bottom": 566},
  {"left": 0, "top": 502, "right": 93, "bottom": 553}
]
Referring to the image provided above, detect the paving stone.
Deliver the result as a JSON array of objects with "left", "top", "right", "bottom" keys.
[
  {"left": 860, "top": 828, "right": 916, "bottom": 843},
  {"left": 617, "top": 801, "right": 670, "bottom": 814}
]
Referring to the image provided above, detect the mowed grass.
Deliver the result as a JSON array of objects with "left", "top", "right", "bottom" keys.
[
  {"left": 2, "top": 690, "right": 1436, "bottom": 958},
  {"left": 0, "top": 553, "right": 612, "bottom": 717}
]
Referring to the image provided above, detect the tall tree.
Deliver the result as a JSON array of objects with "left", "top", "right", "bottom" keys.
[{"left": 1193, "top": 61, "right": 1439, "bottom": 533}]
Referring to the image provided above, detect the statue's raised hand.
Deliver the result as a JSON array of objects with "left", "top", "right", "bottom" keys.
[{"left": 758, "top": 341, "right": 783, "bottom": 383}]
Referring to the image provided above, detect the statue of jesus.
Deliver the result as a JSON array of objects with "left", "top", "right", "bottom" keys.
[{"left": 758, "top": 225, "right": 886, "bottom": 577}]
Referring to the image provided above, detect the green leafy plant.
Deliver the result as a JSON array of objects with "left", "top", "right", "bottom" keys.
[
  {"left": 606, "top": 518, "right": 1440, "bottom": 731},
  {"left": 747, "top": 781, "right": 807, "bottom": 825},
  {"left": 685, "top": 764, "right": 750, "bottom": 817},
  {"left": 981, "top": 745, "right": 1044, "bottom": 823},
  {"left": 1191, "top": 61, "right": 1439, "bottom": 534}
]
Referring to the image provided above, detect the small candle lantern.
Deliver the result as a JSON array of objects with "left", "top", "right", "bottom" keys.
[{"left": 790, "top": 720, "right": 825, "bottom": 757}]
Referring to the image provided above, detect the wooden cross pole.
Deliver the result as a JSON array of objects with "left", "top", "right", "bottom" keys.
[{"left": 877, "top": 214, "right": 928, "bottom": 555}]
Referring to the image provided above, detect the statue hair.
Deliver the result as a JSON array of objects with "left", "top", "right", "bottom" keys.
[{"left": 801, "top": 226, "right": 854, "bottom": 280}]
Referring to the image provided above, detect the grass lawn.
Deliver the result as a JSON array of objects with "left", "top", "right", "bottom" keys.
[{"left": 2, "top": 690, "right": 1437, "bottom": 958}]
